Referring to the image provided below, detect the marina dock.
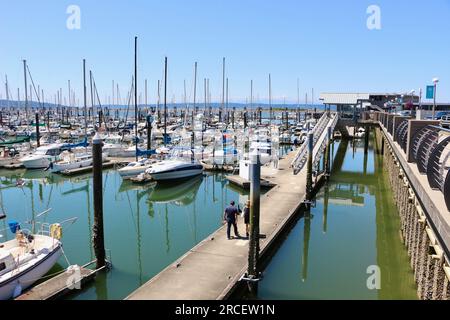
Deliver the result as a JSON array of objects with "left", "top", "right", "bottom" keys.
[
  {"left": 59, "top": 160, "right": 117, "bottom": 176},
  {"left": 15, "top": 262, "right": 100, "bottom": 300},
  {"left": 126, "top": 114, "right": 337, "bottom": 300}
]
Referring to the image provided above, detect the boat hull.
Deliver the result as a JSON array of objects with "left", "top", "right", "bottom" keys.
[
  {"left": 20, "top": 156, "right": 56, "bottom": 169},
  {"left": 0, "top": 244, "right": 62, "bottom": 300},
  {"left": 50, "top": 158, "right": 93, "bottom": 173},
  {"left": 150, "top": 167, "right": 203, "bottom": 181}
]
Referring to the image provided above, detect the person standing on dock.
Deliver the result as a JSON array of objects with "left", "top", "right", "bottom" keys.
[
  {"left": 223, "top": 201, "right": 240, "bottom": 240},
  {"left": 243, "top": 200, "right": 250, "bottom": 238}
]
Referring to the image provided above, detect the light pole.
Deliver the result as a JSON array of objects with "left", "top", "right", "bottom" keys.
[
  {"left": 432, "top": 78, "right": 439, "bottom": 119},
  {"left": 409, "top": 90, "right": 415, "bottom": 112}
]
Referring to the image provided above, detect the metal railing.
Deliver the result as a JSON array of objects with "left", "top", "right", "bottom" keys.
[
  {"left": 291, "top": 112, "right": 337, "bottom": 173},
  {"left": 390, "top": 120, "right": 450, "bottom": 211}
]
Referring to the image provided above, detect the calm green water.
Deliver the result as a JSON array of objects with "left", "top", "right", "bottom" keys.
[
  {"left": 0, "top": 168, "right": 247, "bottom": 300},
  {"left": 258, "top": 133, "right": 418, "bottom": 300}
]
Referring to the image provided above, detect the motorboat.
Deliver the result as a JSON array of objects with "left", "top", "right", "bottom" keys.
[
  {"left": 102, "top": 136, "right": 136, "bottom": 158},
  {"left": 49, "top": 149, "right": 107, "bottom": 173},
  {"left": 0, "top": 223, "right": 63, "bottom": 300},
  {"left": 19, "top": 143, "right": 65, "bottom": 169},
  {"left": 145, "top": 159, "right": 203, "bottom": 181},
  {"left": 118, "top": 158, "right": 159, "bottom": 180}
]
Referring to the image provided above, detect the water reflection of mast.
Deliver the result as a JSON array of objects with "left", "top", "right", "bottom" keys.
[
  {"left": 136, "top": 190, "right": 143, "bottom": 285},
  {"left": 323, "top": 183, "right": 329, "bottom": 233},
  {"left": 86, "top": 181, "right": 93, "bottom": 260},
  {"left": 30, "top": 181, "right": 35, "bottom": 233},
  {"left": 165, "top": 203, "right": 170, "bottom": 253},
  {"left": 301, "top": 212, "right": 311, "bottom": 282}
]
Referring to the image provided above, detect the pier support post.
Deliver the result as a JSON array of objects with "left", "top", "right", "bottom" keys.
[
  {"left": 306, "top": 132, "right": 314, "bottom": 202},
  {"left": 324, "top": 127, "right": 332, "bottom": 178},
  {"left": 35, "top": 112, "right": 40, "bottom": 147},
  {"left": 92, "top": 133, "right": 106, "bottom": 269},
  {"left": 247, "top": 151, "right": 261, "bottom": 295},
  {"left": 364, "top": 125, "right": 370, "bottom": 155}
]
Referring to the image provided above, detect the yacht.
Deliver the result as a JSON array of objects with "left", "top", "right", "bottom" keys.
[
  {"left": 49, "top": 149, "right": 107, "bottom": 173},
  {"left": 0, "top": 223, "right": 63, "bottom": 300},
  {"left": 19, "top": 144, "right": 65, "bottom": 169},
  {"left": 118, "top": 158, "right": 158, "bottom": 180},
  {"left": 145, "top": 159, "right": 203, "bottom": 181},
  {"left": 102, "top": 135, "right": 135, "bottom": 158}
]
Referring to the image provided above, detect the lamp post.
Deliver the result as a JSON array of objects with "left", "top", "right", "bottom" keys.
[
  {"left": 408, "top": 90, "right": 415, "bottom": 111},
  {"left": 432, "top": 78, "right": 439, "bottom": 119}
]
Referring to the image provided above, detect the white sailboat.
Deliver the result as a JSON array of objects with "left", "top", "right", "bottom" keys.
[{"left": 0, "top": 223, "right": 63, "bottom": 300}]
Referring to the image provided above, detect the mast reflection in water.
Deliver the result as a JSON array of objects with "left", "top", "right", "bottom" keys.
[{"left": 259, "top": 132, "right": 417, "bottom": 300}]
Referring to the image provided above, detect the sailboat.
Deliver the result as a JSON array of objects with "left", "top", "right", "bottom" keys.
[{"left": 0, "top": 219, "right": 63, "bottom": 300}]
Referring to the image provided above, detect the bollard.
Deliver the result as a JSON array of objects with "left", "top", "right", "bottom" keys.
[
  {"left": 92, "top": 133, "right": 106, "bottom": 269},
  {"left": 247, "top": 151, "right": 261, "bottom": 295},
  {"left": 35, "top": 113, "right": 40, "bottom": 147},
  {"left": 324, "top": 127, "right": 332, "bottom": 178}
]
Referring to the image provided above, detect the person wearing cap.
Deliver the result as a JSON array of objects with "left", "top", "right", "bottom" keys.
[{"left": 223, "top": 200, "right": 240, "bottom": 240}]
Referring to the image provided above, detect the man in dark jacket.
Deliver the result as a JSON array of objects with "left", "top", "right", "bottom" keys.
[{"left": 223, "top": 201, "right": 240, "bottom": 239}]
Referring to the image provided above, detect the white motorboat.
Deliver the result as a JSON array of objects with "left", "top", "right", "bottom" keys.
[
  {"left": 19, "top": 143, "right": 65, "bottom": 169},
  {"left": 102, "top": 136, "right": 135, "bottom": 158},
  {"left": 118, "top": 158, "right": 158, "bottom": 179},
  {"left": 49, "top": 149, "right": 107, "bottom": 173},
  {"left": 0, "top": 224, "right": 63, "bottom": 300},
  {"left": 145, "top": 159, "right": 203, "bottom": 181}
]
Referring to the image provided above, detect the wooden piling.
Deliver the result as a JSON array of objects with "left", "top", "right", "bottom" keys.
[
  {"left": 247, "top": 152, "right": 261, "bottom": 295},
  {"left": 92, "top": 133, "right": 106, "bottom": 269}
]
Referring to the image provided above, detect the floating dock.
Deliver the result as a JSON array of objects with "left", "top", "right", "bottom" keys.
[
  {"left": 59, "top": 161, "right": 116, "bottom": 176},
  {"left": 15, "top": 261, "right": 101, "bottom": 300},
  {"left": 226, "top": 175, "right": 276, "bottom": 189}
]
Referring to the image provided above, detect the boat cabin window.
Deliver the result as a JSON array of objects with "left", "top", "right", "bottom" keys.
[
  {"left": 0, "top": 262, "right": 5, "bottom": 272},
  {"left": 46, "top": 148, "right": 61, "bottom": 156}
]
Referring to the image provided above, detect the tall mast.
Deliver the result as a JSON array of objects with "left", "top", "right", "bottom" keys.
[
  {"left": 145, "top": 79, "right": 148, "bottom": 113},
  {"left": 269, "top": 74, "right": 272, "bottom": 125},
  {"left": 221, "top": 57, "right": 225, "bottom": 119},
  {"left": 23, "top": 60, "right": 28, "bottom": 122},
  {"left": 193, "top": 62, "right": 197, "bottom": 114},
  {"left": 134, "top": 36, "right": 138, "bottom": 161},
  {"left": 250, "top": 80, "right": 253, "bottom": 110},
  {"left": 5, "top": 76, "right": 9, "bottom": 107},
  {"left": 164, "top": 57, "right": 168, "bottom": 146},
  {"left": 297, "top": 78, "right": 300, "bottom": 109},
  {"left": 83, "top": 59, "right": 87, "bottom": 138}
]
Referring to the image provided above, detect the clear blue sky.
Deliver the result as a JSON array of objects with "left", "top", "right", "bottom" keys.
[{"left": 1, "top": 0, "right": 449, "bottom": 105}]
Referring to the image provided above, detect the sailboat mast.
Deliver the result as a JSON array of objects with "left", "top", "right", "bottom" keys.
[
  {"left": 269, "top": 73, "right": 272, "bottom": 125},
  {"left": 164, "top": 57, "right": 168, "bottom": 146},
  {"left": 23, "top": 60, "right": 28, "bottom": 124},
  {"left": 83, "top": 59, "right": 87, "bottom": 138},
  {"left": 134, "top": 36, "right": 138, "bottom": 161},
  {"left": 193, "top": 62, "right": 197, "bottom": 114}
]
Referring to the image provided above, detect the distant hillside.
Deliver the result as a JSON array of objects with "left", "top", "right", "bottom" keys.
[{"left": 0, "top": 99, "right": 324, "bottom": 110}]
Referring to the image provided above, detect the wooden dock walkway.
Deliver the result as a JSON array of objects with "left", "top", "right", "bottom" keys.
[
  {"left": 226, "top": 174, "right": 277, "bottom": 189},
  {"left": 15, "top": 264, "right": 98, "bottom": 300},
  {"left": 126, "top": 116, "right": 334, "bottom": 300},
  {"left": 59, "top": 161, "right": 116, "bottom": 176}
]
